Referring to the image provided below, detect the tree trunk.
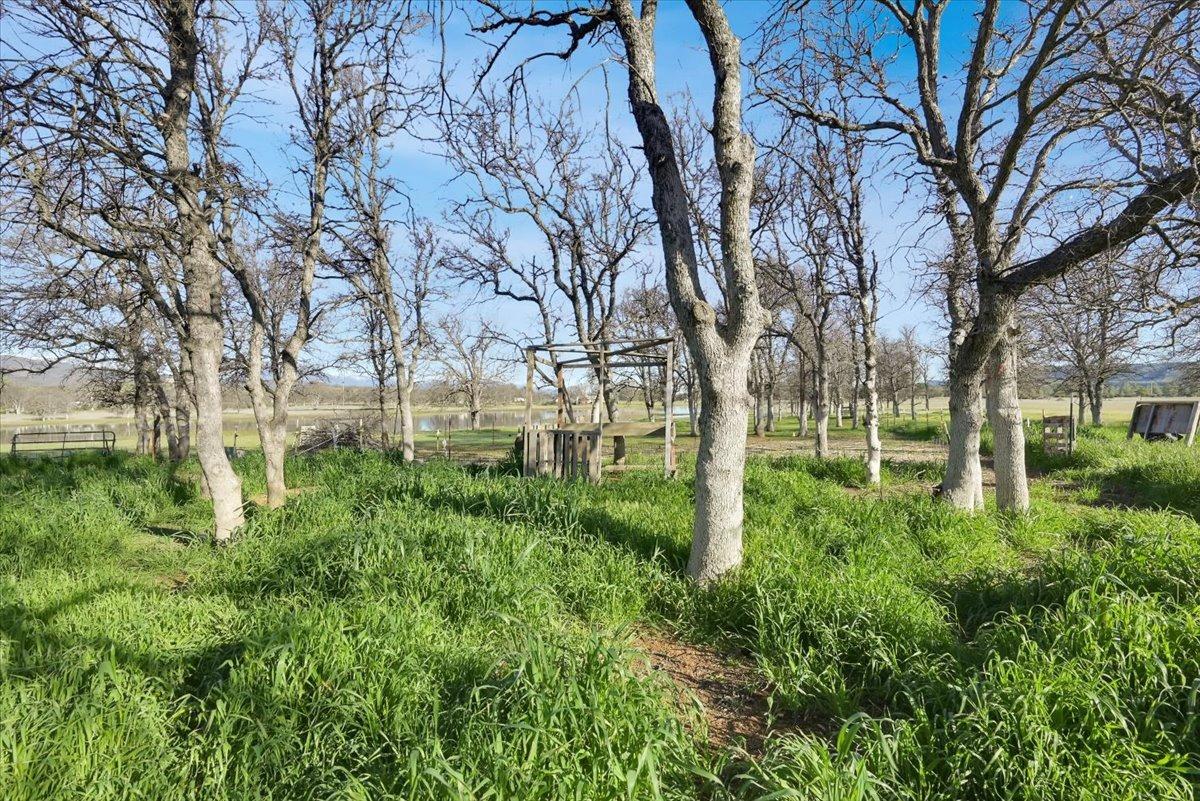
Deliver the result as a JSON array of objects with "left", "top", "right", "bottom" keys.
[
  {"left": 814, "top": 356, "right": 829, "bottom": 458},
  {"left": 612, "top": 0, "right": 769, "bottom": 584},
  {"left": 753, "top": 382, "right": 766, "bottom": 436},
  {"left": 161, "top": 0, "right": 241, "bottom": 541},
  {"left": 943, "top": 371, "right": 985, "bottom": 510},
  {"left": 860, "top": 309, "right": 881, "bottom": 486},
  {"left": 188, "top": 329, "right": 243, "bottom": 540},
  {"left": 261, "top": 421, "right": 287, "bottom": 509},
  {"left": 688, "top": 367, "right": 751, "bottom": 583},
  {"left": 135, "top": 402, "right": 154, "bottom": 455},
  {"left": 1090, "top": 380, "right": 1103, "bottom": 426},
  {"left": 154, "top": 384, "right": 180, "bottom": 461},
  {"left": 377, "top": 382, "right": 389, "bottom": 447},
  {"left": 798, "top": 392, "right": 809, "bottom": 437},
  {"left": 399, "top": 375, "right": 416, "bottom": 460},
  {"left": 986, "top": 330, "right": 1029, "bottom": 512},
  {"left": 850, "top": 330, "right": 861, "bottom": 430},
  {"left": 1077, "top": 384, "right": 1087, "bottom": 429},
  {"left": 766, "top": 387, "right": 776, "bottom": 432},
  {"left": 604, "top": 388, "right": 627, "bottom": 466}
]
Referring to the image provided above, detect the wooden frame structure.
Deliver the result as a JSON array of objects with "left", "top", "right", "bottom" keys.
[
  {"left": 522, "top": 338, "right": 677, "bottom": 483},
  {"left": 1041, "top": 414, "right": 1076, "bottom": 455}
]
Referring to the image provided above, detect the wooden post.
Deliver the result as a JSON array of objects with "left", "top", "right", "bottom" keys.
[
  {"left": 524, "top": 348, "right": 535, "bottom": 476},
  {"left": 663, "top": 341, "right": 675, "bottom": 479},
  {"left": 1186, "top": 402, "right": 1200, "bottom": 447}
]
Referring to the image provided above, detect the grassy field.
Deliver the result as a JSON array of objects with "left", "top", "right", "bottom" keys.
[
  {"left": 2, "top": 423, "right": 1198, "bottom": 799},
  {"left": 0, "top": 395, "right": 1170, "bottom": 455}
]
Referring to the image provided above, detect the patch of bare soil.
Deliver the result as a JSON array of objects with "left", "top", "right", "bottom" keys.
[{"left": 632, "top": 629, "right": 830, "bottom": 754}]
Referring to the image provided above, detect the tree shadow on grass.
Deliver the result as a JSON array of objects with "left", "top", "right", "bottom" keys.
[
  {"left": 1092, "top": 465, "right": 1200, "bottom": 522},
  {"left": 410, "top": 480, "right": 691, "bottom": 573},
  {"left": 926, "top": 564, "right": 1079, "bottom": 641}
]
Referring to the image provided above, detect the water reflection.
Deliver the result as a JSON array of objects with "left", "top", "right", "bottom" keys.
[{"left": 1, "top": 409, "right": 563, "bottom": 443}]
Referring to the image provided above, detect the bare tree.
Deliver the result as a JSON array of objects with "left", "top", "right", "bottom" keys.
[
  {"left": 1028, "top": 250, "right": 1158, "bottom": 424},
  {"left": 758, "top": 0, "right": 1200, "bottom": 512},
  {"left": 327, "top": 8, "right": 435, "bottom": 462},
  {"left": 441, "top": 87, "right": 653, "bottom": 462},
  {"left": 2, "top": 0, "right": 252, "bottom": 540},
  {"left": 899, "top": 326, "right": 926, "bottom": 420},
  {"left": 759, "top": 132, "right": 839, "bottom": 458},
  {"left": 477, "top": 0, "right": 772, "bottom": 582},
  {"left": 616, "top": 283, "right": 673, "bottom": 421},
  {"left": 432, "top": 318, "right": 502, "bottom": 430}
]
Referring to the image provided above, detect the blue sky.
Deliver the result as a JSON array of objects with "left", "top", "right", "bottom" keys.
[
  {"left": 3, "top": 1, "right": 1008, "bottom": 379},
  {"left": 222, "top": 1, "right": 1000, "bottom": 382}
]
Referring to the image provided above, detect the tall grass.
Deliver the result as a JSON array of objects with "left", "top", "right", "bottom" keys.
[{"left": 1, "top": 438, "right": 1197, "bottom": 799}]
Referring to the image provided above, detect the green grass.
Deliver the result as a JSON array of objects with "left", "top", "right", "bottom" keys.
[{"left": 1, "top": 434, "right": 1198, "bottom": 799}]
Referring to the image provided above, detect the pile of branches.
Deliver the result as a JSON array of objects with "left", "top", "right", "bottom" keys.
[{"left": 294, "top": 417, "right": 386, "bottom": 455}]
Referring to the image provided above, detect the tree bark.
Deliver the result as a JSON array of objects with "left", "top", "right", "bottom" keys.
[
  {"left": 859, "top": 304, "right": 881, "bottom": 486},
  {"left": 753, "top": 378, "right": 766, "bottom": 436},
  {"left": 943, "top": 371, "right": 985, "bottom": 510},
  {"left": 262, "top": 421, "right": 287, "bottom": 508},
  {"left": 689, "top": 365, "right": 752, "bottom": 583},
  {"left": 162, "top": 0, "right": 242, "bottom": 541},
  {"left": 398, "top": 372, "right": 416, "bottom": 460},
  {"left": 814, "top": 355, "right": 830, "bottom": 458},
  {"left": 1090, "top": 380, "right": 1103, "bottom": 426},
  {"left": 986, "top": 327, "right": 1029, "bottom": 512}
]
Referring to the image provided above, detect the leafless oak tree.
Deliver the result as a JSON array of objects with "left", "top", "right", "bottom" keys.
[
  {"left": 2, "top": 0, "right": 255, "bottom": 539},
  {"left": 476, "top": 0, "right": 772, "bottom": 582},
  {"left": 758, "top": 0, "right": 1200, "bottom": 512}
]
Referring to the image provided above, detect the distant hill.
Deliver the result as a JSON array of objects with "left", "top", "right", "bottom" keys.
[
  {"left": 1044, "top": 360, "right": 1191, "bottom": 387},
  {"left": 1119, "top": 361, "right": 1191, "bottom": 384},
  {"left": 0, "top": 355, "right": 83, "bottom": 387}
]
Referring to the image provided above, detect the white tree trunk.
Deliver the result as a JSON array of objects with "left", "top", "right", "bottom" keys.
[
  {"left": 860, "top": 315, "right": 881, "bottom": 486},
  {"left": 262, "top": 421, "right": 287, "bottom": 509},
  {"left": 688, "top": 367, "right": 751, "bottom": 583},
  {"left": 399, "top": 375, "right": 415, "bottom": 461},
  {"left": 814, "top": 358, "right": 830, "bottom": 458},
  {"left": 943, "top": 372, "right": 985, "bottom": 510},
  {"left": 190, "top": 331, "right": 244, "bottom": 541},
  {"left": 986, "top": 331, "right": 1029, "bottom": 512}
]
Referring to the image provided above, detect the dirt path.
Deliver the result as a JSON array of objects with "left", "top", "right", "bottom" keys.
[{"left": 633, "top": 629, "right": 831, "bottom": 754}]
